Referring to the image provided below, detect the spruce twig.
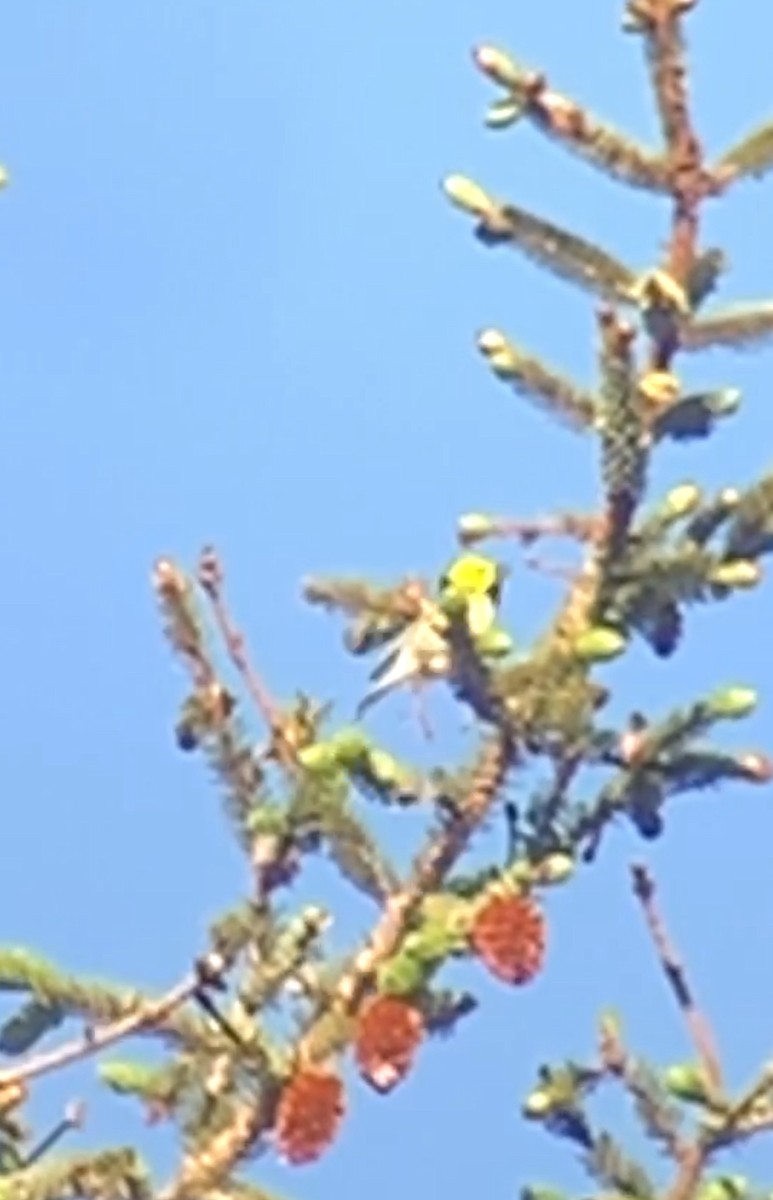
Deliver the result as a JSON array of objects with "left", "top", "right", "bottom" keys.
[
  {"left": 198, "top": 547, "right": 299, "bottom": 772},
  {"left": 0, "top": 954, "right": 228, "bottom": 1091},
  {"left": 713, "top": 118, "right": 773, "bottom": 184},
  {"left": 630, "top": 864, "right": 723, "bottom": 1097},
  {"left": 473, "top": 45, "right": 670, "bottom": 193}
]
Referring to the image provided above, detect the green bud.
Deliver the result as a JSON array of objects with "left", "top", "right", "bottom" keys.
[
  {"left": 698, "top": 1177, "right": 749, "bottom": 1200},
  {"left": 442, "top": 174, "right": 494, "bottom": 218},
  {"left": 403, "top": 926, "right": 458, "bottom": 965},
  {"left": 663, "top": 1062, "right": 713, "bottom": 1105},
  {"left": 705, "top": 387, "right": 741, "bottom": 415},
  {"left": 328, "top": 727, "right": 372, "bottom": 766},
  {"left": 475, "top": 626, "right": 515, "bottom": 658},
  {"left": 599, "top": 1008, "right": 623, "bottom": 1044},
  {"left": 522, "top": 1087, "right": 553, "bottom": 1117},
  {"left": 297, "top": 742, "right": 340, "bottom": 774},
  {"left": 458, "top": 512, "right": 496, "bottom": 543},
  {"left": 0, "top": 166, "right": 9, "bottom": 188},
  {"left": 376, "top": 950, "right": 427, "bottom": 997},
  {"left": 705, "top": 686, "right": 758, "bottom": 720},
  {"left": 534, "top": 853, "right": 575, "bottom": 885},
  {"left": 367, "top": 749, "right": 403, "bottom": 787},
  {"left": 477, "top": 328, "right": 509, "bottom": 355},
  {"left": 573, "top": 626, "right": 628, "bottom": 663},
  {"left": 439, "top": 588, "right": 468, "bottom": 618},
  {"left": 485, "top": 97, "right": 526, "bottom": 129},
  {"left": 473, "top": 45, "right": 523, "bottom": 89},
  {"left": 709, "top": 559, "right": 762, "bottom": 588},
  {"left": 664, "top": 482, "right": 702, "bottom": 518},
  {"left": 487, "top": 349, "right": 518, "bottom": 378}
]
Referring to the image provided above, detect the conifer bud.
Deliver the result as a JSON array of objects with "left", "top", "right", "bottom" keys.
[
  {"left": 664, "top": 482, "right": 702, "bottom": 518},
  {"left": 709, "top": 559, "right": 762, "bottom": 588},
  {"left": 328, "top": 728, "right": 372, "bottom": 766},
  {"left": 705, "top": 686, "right": 758, "bottom": 720},
  {"left": 477, "top": 329, "right": 519, "bottom": 377},
  {"left": 523, "top": 1087, "right": 553, "bottom": 1117},
  {"left": 152, "top": 557, "right": 188, "bottom": 600},
  {"left": 442, "top": 174, "right": 495, "bottom": 218},
  {"left": 297, "top": 742, "right": 340, "bottom": 774},
  {"left": 473, "top": 45, "right": 523, "bottom": 90},
  {"left": 458, "top": 512, "right": 496, "bottom": 543},
  {"left": 572, "top": 626, "right": 628, "bottom": 663},
  {"left": 698, "top": 1177, "right": 749, "bottom": 1200},
  {"left": 485, "top": 98, "right": 525, "bottom": 129},
  {"left": 663, "top": 1062, "right": 712, "bottom": 1104},
  {"left": 534, "top": 853, "right": 575, "bottom": 885},
  {"left": 475, "top": 627, "right": 514, "bottom": 657},
  {"left": 736, "top": 752, "right": 773, "bottom": 783}
]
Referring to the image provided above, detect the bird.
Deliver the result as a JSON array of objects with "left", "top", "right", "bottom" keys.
[{"left": 355, "top": 554, "right": 507, "bottom": 718}]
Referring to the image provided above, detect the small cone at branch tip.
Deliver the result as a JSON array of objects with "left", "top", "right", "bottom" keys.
[
  {"left": 706, "top": 685, "right": 758, "bottom": 719},
  {"left": 442, "top": 174, "right": 495, "bottom": 217},
  {"left": 470, "top": 893, "right": 546, "bottom": 986},
  {"left": 274, "top": 1067, "right": 346, "bottom": 1166},
  {"left": 354, "top": 995, "right": 425, "bottom": 1094}
]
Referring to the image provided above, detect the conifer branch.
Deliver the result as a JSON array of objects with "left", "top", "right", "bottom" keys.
[
  {"left": 712, "top": 118, "right": 773, "bottom": 184},
  {"left": 0, "top": 1147, "right": 153, "bottom": 1200},
  {"left": 680, "top": 303, "right": 773, "bottom": 352},
  {"left": 0, "top": 953, "right": 228, "bottom": 1091},
  {"left": 476, "top": 329, "right": 597, "bottom": 431},
  {"left": 198, "top": 547, "right": 299, "bottom": 772},
  {"left": 153, "top": 559, "right": 270, "bottom": 840},
  {"left": 158, "top": 735, "right": 513, "bottom": 1195},
  {"left": 630, "top": 864, "right": 724, "bottom": 1099},
  {"left": 457, "top": 509, "right": 602, "bottom": 549},
  {"left": 443, "top": 176, "right": 638, "bottom": 303},
  {"left": 474, "top": 46, "right": 669, "bottom": 193},
  {"left": 627, "top": 1, "right": 712, "bottom": 290}
]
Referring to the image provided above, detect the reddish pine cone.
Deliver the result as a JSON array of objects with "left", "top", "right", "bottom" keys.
[
  {"left": 470, "top": 892, "right": 546, "bottom": 985},
  {"left": 354, "top": 995, "right": 425, "bottom": 1094},
  {"left": 274, "top": 1067, "right": 345, "bottom": 1166}
]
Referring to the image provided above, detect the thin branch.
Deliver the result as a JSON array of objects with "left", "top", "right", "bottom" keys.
[
  {"left": 198, "top": 547, "right": 299, "bottom": 771},
  {"left": 630, "top": 863, "right": 724, "bottom": 1096},
  {"left": 0, "top": 954, "right": 226, "bottom": 1090}
]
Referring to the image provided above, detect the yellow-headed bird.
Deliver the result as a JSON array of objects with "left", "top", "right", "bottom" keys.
[{"left": 355, "top": 554, "right": 507, "bottom": 717}]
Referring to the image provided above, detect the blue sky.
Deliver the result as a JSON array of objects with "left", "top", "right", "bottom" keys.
[{"left": 2, "top": 1, "right": 773, "bottom": 1195}]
